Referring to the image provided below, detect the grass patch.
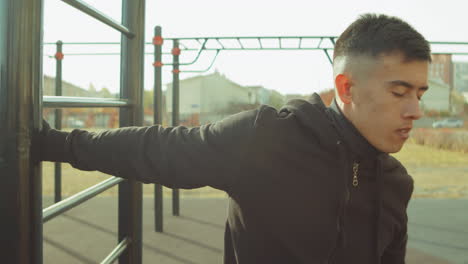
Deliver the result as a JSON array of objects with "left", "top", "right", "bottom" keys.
[
  {"left": 42, "top": 162, "right": 226, "bottom": 199},
  {"left": 393, "top": 141, "right": 468, "bottom": 168},
  {"left": 393, "top": 143, "right": 468, "bottom": 198},
  {"left": 410, "top": 128, "right": 468, "bottom": 153}
]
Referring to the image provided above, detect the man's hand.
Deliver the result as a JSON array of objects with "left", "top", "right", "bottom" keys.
[
  {"left": 32, "top": 119, "right": 70, "bottom": 163},
  {"left": 40, "top": 119, "right": 52, "bottom": 138},
  {"left": 31, "top": 119, "right": 51, "bottom": 163}
]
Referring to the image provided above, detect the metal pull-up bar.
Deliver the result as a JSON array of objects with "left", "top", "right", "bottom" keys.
[
  {"left": 43, "top": 177, "right": 125, "bottom": 223},
  {"left": 101, "top": 238, "right": 131, "bottom": 264},
  {"left": 1, "top": 0, "right": 145, "bottom": 263},
  {"left": 62, "top": 0, "right": 135, "bottom": 38},
  {"left": 43, "top": 96, "right": 131, "bottom": 108}
]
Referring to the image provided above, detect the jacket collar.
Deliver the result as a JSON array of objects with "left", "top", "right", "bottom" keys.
[{"left": 327, "top": 99, "right": 381, "bottom": 162}]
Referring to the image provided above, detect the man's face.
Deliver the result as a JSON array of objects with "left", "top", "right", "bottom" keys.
[{"left": 346, "top": 53, "right": 429, "bottom": 153}]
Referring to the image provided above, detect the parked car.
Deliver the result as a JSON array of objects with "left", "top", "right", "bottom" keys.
[
  {"left": 67, "top": 118, "right": 85, "bottom": 128},
  {"left": 432, "top": 118, "right": 464, "bottom": 128}
]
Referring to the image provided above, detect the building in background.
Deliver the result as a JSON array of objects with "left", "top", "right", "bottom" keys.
[
  {"left": 245, "top": 85, "right": 272, "bottom": 105},
  {"left": 43, "top": 75, "right": 118, "bottom": 128},
  {"left": 421, "top": 78, "right": 451, "bottom": 112},
  {"left": 429, "top": 54, "right": 453, "bottom": 87},
  {"left": 284, "top": 93, "right": 310, "bottom": 102},
  {"left": 453, "top": 61, "right": 468, "bottom": 93},
  {"left": 245, "top": 85, "right": 286, "bottom": 110},
  {"left": 421, "top": 54, "right": 455, "bottom": 113},
  {"left": 166, "top": 71, "right": 279, "bottom": 125},
  {"left": 43, "top": 75, "right": 94, "bottom": 97}
]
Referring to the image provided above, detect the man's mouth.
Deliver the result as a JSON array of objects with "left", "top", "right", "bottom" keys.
[{"left": 396, "top": 127, "right": 412, "bottom": 139}]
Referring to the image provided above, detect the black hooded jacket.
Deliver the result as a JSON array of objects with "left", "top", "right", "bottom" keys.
[{"left": 40, "top": 94, "right": 414, "bottom": 263}]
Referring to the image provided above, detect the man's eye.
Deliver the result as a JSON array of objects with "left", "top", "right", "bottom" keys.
[{"left": 392, "top": 92, "right": 404, "bottom": 97}]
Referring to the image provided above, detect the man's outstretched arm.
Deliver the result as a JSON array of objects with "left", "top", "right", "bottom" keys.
[{"left": 36, "top": 108, "right": 260, "bottom": 193}]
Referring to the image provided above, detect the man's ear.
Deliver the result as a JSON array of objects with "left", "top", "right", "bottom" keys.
[{"left": 335, "top": 74, "right": 353, "bottom": 104}]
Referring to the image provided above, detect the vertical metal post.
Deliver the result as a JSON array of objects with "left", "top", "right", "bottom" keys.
[
  {"left": 118, "top": 0, "right": 144, "bottom": 263},
  {"left": 54, "top": 41, "right": 63, "bottom": 203},
  {"left": 153, "top": 26, "right": 164, "bottom": 232},
  {"left": 449, "top": 54, "right": 454, "bottom": 113},
  {"left": 0, "top": 0, "right": 44, "bottom": 263},
  {"left": 172, "top": 39, "right": 180, "bottom": 216}
]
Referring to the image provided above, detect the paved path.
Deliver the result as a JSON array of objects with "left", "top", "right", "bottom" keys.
[
  {"left": 42, "top": 197, "right": 465, "bottom": 263},
  {"left": 408, "top": 199, "right": 468, "bottom": 264}
]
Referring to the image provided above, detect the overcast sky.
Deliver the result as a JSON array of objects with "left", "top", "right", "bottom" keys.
[{"left": 43, "top": 0, "right": 468, "bottom": 95}]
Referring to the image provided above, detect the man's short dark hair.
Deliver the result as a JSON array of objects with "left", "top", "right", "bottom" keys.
[{"left": 333, "top": 14, "right": 431, "bottom": 62}]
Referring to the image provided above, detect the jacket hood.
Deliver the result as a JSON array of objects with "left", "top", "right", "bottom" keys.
[
  {"left": 279, "top": 93, "right": 340, "bottom": 151},
  {"left": 281, "top": 93, "right": 383, "bottom": 162},
  {"left": 328, "top": 98, "right": 382, "bottom": 159}
]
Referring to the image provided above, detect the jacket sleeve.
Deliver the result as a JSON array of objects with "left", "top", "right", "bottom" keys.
[
  {"left": 41, "top": 109, "right": 259, "bottom": 192},
  {"left": 381, "top": 177, "right": 414, "bottom": 264}
]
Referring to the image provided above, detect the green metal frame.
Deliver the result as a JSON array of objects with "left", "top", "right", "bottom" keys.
[
  {"left": 43, "top": 34, "right": 468, "bottom": 234},
  {"left": 1, "top": 0, "right": 145, "bottom": 263},
  {"left": 151, "top": 33, "right": 468, "bottom": 232},
  {"left": 44, "top": 38, "right": 468, "bottom": 70}
]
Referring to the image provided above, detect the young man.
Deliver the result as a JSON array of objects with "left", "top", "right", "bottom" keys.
[{"left": 37, "top": 14, "right": 431, "bottom": 264}]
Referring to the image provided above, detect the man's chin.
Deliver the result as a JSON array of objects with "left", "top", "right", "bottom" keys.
[
  {"left": 384, "top": 143, "right": 405, "bottom": 154},
  {"left": 373, "top": 141, "right": 405, "bottom": 154}
]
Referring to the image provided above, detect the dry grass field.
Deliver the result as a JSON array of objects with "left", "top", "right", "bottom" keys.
[
  {"left": 41, "top": 163, "right": 227, "bottom": 199},
  {"left": 393, "top": 142, "right": 468, "bottom": 199}
]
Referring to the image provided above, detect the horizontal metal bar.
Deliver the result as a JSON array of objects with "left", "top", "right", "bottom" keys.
[
  {"left": 45, "top": 53, "right": 121, "bottom": 57},
  {"left": 44, "top": 39, "right": 468, "bottom": 47},
  {"left": 432, "top": 52, "right": 468, "bottom": 55},
  {"left": 61, "top": 0, "right": 134, "bottom": 38},
  {"left": 43, "top": 42, "right": 121, "bottom": 45},
  {"left": 43, "top": 177, "right": 125, "bottom": 223},
  {"left": 100, "top": 238, "right": 130, "bottom": 264},
  {"left": 43, "top": 96, "right": 131, "bottom": 108},
  {"left": 45, "top": 47, "right": 333, "bottom": 58},
  {"left": 45, "top": 52, "right": 157, "bottom": 57},
  {"left": 182, "top": 50, "right": 220, "bottom": 73},
  {"left": 164, "top": 36, "right": 338, "bottom": 41},
  {"left": 42, "top": 50, "right": 468, "bottom": 62},
  {"left": 172, "top": 47, "right": 336, "bottom": 51},
  {"left": 45, "top": 50, "right": 468, "bottom": 57},
  {"left": 181, "top": 39, "right": 208, "bottom": 65},
  {"left": 165, "top": 39, "right": 208, "bottom": 66},
  {"left": 430, "top": 41, "right": 468, "bottom": 45}
]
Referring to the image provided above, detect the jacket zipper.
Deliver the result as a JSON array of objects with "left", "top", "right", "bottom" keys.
[
  {"left": 329, "top": 151, "right": 357, "bottom": 263},
  {"left": 352, "top": 162, "right": 359, "bottom": 187}
]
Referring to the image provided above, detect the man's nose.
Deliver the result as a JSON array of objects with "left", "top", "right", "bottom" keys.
[{"left": 402, "top": 98, "right": 423, "bottom": 120}]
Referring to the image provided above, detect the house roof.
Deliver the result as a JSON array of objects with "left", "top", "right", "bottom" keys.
[
  {"left": 165, "top": 71, "right": 250, "bottom": 92},
  {"left": 428, "top": 77, "right": 450, "bottom": 88},
  {"left": 43, "top": 75, "right": 116, "bottom": 98}
]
